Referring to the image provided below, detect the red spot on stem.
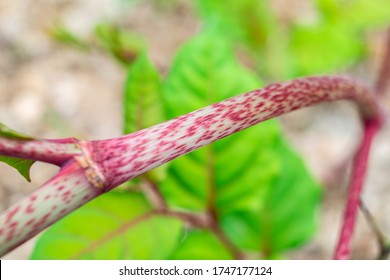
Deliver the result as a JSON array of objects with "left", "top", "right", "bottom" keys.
[
  {"left": 25, "top": 204, "right": 35, "bottom": 214},
  {"left": 6, "top": 206, "right": 20, "bottom": 223}
]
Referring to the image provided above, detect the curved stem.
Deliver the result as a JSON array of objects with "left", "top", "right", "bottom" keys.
[
  {"left": 0, "top": 75, "right": 380, "bottom": 257},
  {"left": 92, "top": 76, "right": 379, "bottom": 189}
]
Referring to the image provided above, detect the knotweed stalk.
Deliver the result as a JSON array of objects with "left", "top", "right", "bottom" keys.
[{"left": 0, "top": 76, "right": 380, "bottom": 257}]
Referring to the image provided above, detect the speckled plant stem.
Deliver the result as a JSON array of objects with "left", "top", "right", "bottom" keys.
[
  {"left": 0, "top": 76, "right": 380, "bottom": 257},
  {"left": 0, "top": 138, "right": 80, "bottom": 165},
  {"left": 0, "top": 161, "right": 103, "bottom": 256}
]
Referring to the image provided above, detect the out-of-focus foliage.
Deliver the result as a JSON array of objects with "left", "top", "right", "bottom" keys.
[
  {"left": 197, "top": 0, "right": 390, "bottom": 78},
  {"left": 48, "top": 24, "right": 90, "bottom": 51},
  {"left": 290, "top": 0, "right": 390, "bottom": 76},
  {"left": 49, "top": 23, "right": 145, "bottom": 66},
  {"left": 197, "top": 0, "right": 274, "bottom": 51},
  {"left": 197, "top": 0, "right": 286, "bottom": 78},
  {"left": 31, "top": 192, "right": 183, "bottom": 259}
]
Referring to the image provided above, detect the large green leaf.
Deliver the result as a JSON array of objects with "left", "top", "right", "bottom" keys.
[
  {"left": 31, "top": 191, "right": 183, "bottom": 259},
  {"left": 0, "top": 123, "right": 35, "bottom": 181},
  {"left": 220, "top": 140, "right": 321, "bottom": 256},
  {"left": 160, "top": 30, "right": 321, "bottom": 256},
  {"left": 290, "top": 22, "right": 364, "bottom": 76}
]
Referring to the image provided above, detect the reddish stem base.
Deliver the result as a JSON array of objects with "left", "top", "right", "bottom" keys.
[{"left": 334, "top": 118, "right": 381, "bottom": 259}]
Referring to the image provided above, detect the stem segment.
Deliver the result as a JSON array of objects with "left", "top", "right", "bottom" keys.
[
  {"left": 0, "top": 138, "right": 80, "bottom": 166},
  {"left": 334, "top": 119, "right": 381, "bottom": 259}
]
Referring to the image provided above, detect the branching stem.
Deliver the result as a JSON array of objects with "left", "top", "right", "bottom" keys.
[{"left": 0, "top": 75, "right": 381, "bottom": 258}]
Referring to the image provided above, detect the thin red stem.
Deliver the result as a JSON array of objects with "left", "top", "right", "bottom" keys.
[{"left": 334, "top": 118, "right": 381, "bottom": 259}]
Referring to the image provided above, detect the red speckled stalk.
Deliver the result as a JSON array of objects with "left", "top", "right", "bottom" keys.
[
  {"left": 0, "top": 75, "right": 380, "bottom": 257},
  {"left": 92, "top": 76, "right": 378, "bottom": 189},
  {"left": 0, "top": 138, "right": 80, "bottom": 165},
  {"left": 0, "top": 161, "right": 102, "bottom": 256}
]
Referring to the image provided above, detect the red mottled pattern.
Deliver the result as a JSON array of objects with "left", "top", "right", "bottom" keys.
[
  {"left": 0, "top": 138, "right": 80, "bottom": 165},
  {"left": 93, "top": 76, "right": 378, "bottom": 188},
  {"left": 0, "top": 75, "right": 379, "bottom": 257},
  {"left": 0, "top": 162, "right": 102, "bottom": 256}
]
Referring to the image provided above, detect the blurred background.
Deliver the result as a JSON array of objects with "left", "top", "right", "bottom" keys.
[{"left": 0, "top": 0, "right": 390, "bottom": 259}]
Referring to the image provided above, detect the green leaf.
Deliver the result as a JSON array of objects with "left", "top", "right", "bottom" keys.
[
  {"left": 170, "top": 229, "right": 233, "bottom": 260},
  {"left": 31, "top": 191, "right": 183, "bottom": 259},
  {"left": 0, "top": 123, "right": 33, "bottom": 140},
  {"left": 0, "top": 123, "right": 35, "bottom": 182},
  {"left": 0, "top": 156, "right": 34, "bottom": 182},
  {"left": 290, "top": 22, "right": 364, "bottom": 76},
  {"left": 220, "top": 141, "right": 321, "bottom": 256},
  {"left": 290, "top": 0, "right": 390, "bottom": 76},
  {"left": 160, "top": 29, "right": 321, "bottom": 256}
]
